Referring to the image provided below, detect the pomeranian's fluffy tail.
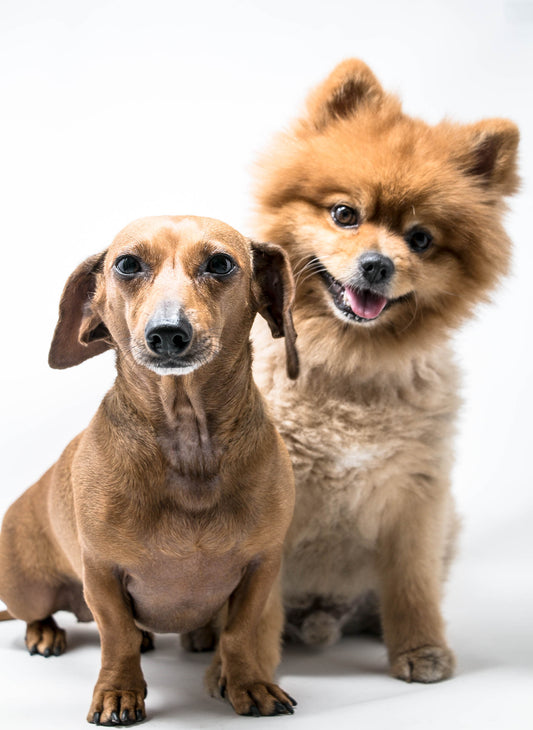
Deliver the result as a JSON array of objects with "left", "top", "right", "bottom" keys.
[{"left": 0, "top": 610, "right": 14, "bottom": 621}]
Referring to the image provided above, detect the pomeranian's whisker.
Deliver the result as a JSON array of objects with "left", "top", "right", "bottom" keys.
[
  {"left": 294, "top": 259, "right": 327, "bottom": 276},
  {"left": 295, "top": 267, "right": 329, "bottom": 288},
  {"left": 438, "top": 289, "right": 462, "bottom": 299},
  {"left": 294, "top": 260, "right": 330, "bottom": 287},
  {"left": 297, "top": 274, "right": 322, "bottom": 288},
  {"left": 293, "top": 254, "right": 335, "bottom": 275},
  {"left": 295, "top": 261, "right": 328, "bottom": 277},
  {"left": 397, "top": 293, "right": 420, "bottom": 335}
]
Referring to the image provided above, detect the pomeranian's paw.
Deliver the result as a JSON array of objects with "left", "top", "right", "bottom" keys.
[
  {"left": 391, "top": 645, "right": 455, "bottom": 683},
  {"left": 299, "top": 610, "right": 341, "bottom": 647}
]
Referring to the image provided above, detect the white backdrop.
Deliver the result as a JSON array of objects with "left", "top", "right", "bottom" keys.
[{"left": 0, "top": 1, "right": 531, "bottom": 728}]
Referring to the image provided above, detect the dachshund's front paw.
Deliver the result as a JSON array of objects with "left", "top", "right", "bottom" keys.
[
  {"left": 88, "top": 686, "right": 147, "bottom": 725},
  {"left": 205, "top": 655, "right": 296, "bottom": 716},
  {"left": 228, "top": 681, "right": 296, "bottom": 716},
  {"left": 216, "top": 675, "right": 296, "bottom": 717},
  {"left": 391, "top": 645, "right": 455, "bottom": 683}
]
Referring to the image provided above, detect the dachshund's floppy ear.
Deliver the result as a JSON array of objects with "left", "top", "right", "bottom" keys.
[
  {"left": 48, "top": 251, "right": 111, "bottom": 369},
  {"left": 251, "top": 241, "right": 299, "bottom": 380}
]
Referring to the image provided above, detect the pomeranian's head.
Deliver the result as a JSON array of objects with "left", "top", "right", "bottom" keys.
[{"left": 254, "top": 59, "right": 519, "bottom": 369}]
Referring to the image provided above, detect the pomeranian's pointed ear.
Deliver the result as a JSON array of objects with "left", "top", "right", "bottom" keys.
[
  {"left": 48, "top": 251, "right": 111, "bottom": 369},
  {"left": 457, "top": 119, "right": 520, "bottom": 195},
  {"left": 306, "top": 58, "right": 385, "bottom": 130},
  {"left": 251, "top": 242, "right": 299, "bottom": 380}
]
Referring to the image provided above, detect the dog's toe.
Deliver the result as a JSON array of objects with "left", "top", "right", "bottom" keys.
[
  {"left": 223, "top": 680, "right": 297, "bottom": 717},
  {"left": 272, "top": 700, "right": 295, "bottom": 716},
  {"left": 88, "top": 689, "right": 146, "bottom": 726}
]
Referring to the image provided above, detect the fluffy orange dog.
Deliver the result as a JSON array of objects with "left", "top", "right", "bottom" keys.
[
  {"left": 0, "top": 216, "right": 298, "bottom": 723},
  {"left": 252, "top": 59, "right": 519, "bottom": 681}
]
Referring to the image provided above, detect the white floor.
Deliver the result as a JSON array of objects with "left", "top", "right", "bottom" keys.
[{"left": 0, "top": 543, "right": 531, "bottom": 730}]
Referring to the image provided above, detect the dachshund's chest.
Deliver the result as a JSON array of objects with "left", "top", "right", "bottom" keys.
[
  {"left": 123, "top": 547, "right": 246, "bottom": 634},
  {"left": 82, "top": 498, "right": 253, "bottom": 634}
]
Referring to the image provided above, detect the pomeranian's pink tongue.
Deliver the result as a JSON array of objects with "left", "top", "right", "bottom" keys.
[{"left": 344, "top": 287, "right": 388, "bottom": 319}]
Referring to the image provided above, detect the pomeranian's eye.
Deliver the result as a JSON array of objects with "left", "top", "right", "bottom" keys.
[
  {"left": 331, "top": 204, "right": 359, "bottom": 228},
  {"left": 205, "top": 253, "right": 235, "bottom": 276},
  {"left": 114, "top": 255, "right": 143, "bottom": 277},
  {"left": 405, "top": 228, "right": 433, "bottom": 253}
]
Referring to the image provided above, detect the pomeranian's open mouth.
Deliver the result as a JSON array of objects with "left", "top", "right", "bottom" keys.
[{"left": 317, "top": 262, "right": 392, "bottom": 323}]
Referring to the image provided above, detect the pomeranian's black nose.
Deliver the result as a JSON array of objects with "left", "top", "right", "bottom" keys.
[
  {"left": 359, "top": 252, "right": 395, "bottom": 285},
  {"left": 145, "top": 320, "right": 193, "bottom": 357}
]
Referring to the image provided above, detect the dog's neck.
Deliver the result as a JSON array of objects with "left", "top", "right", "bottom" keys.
[
  {"left": 110, "top": 339, "right": 261, "bottom": 505},
  {"left": 291, "top": 302, "right": 455, "bottom": 383},
  {"left": 156, "top": 375, "right": 219, "bottom": 482}
]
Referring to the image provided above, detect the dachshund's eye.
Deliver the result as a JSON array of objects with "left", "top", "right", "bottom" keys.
[
  {"left": 331, "top": 204, "right": 360, "bottom": 228},
  {"left": 205, "top": 254, "right": 235, "bottom": 276},
  {"left": 405, "top": 228, "right": 433, "bottom": 253},
  {"left": 114, "top": 255, "right": 143, "bottom": 277}
]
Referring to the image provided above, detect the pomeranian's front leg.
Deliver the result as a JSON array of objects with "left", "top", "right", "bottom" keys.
[
  {"left": 377, "top": 480, "right": 456, "bottom": 683},
  {"left": 82, "top": 558, "right": 147, "bottom": 725},
  {"left": 206, "top": 554, "right": 296, "bottom": 717}
]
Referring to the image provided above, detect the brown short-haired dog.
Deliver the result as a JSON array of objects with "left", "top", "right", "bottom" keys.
[
  {"left": 252, "top": 59, "right": 519, "bottom": 681},
  {"left": 0, "top": 215, "right": 299, "bottom": 723}
]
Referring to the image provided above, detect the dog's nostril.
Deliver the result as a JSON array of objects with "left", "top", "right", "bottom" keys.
[{"left": 172, "top": 331, "right": 190, "bottom": 348}]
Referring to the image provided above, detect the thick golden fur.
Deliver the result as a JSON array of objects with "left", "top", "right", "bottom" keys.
[
  {"left": 252, "top": 59, "right": 519, "bottom": 681},
  {"left": 0, "top": 216, "right": 298, "bottom": 723}
]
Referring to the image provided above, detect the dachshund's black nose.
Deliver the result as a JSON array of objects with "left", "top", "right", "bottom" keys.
[
  {"left": 145, "top": 320, "right": 193, "bottom": 357},
  {"left": 359, "top": 252, "right": 395, "bottom": 285}
]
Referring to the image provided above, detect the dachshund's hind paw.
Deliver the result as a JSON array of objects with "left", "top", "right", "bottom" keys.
[{"left": 25, "top": 616, "right": 67, "bottom": 657}]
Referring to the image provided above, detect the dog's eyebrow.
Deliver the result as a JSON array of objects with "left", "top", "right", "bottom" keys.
[
  {"left": 119, "top": 230, "right": 146, "bottom": 247},
  {"left": 115, "top": 238, "right": 152, "bottom": 259},
  {"left": 200, "top": 238, "right": 231, "bottom": 251},
  {"left": 194, "top": 240, "right": 242, "bottom": 262}
]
